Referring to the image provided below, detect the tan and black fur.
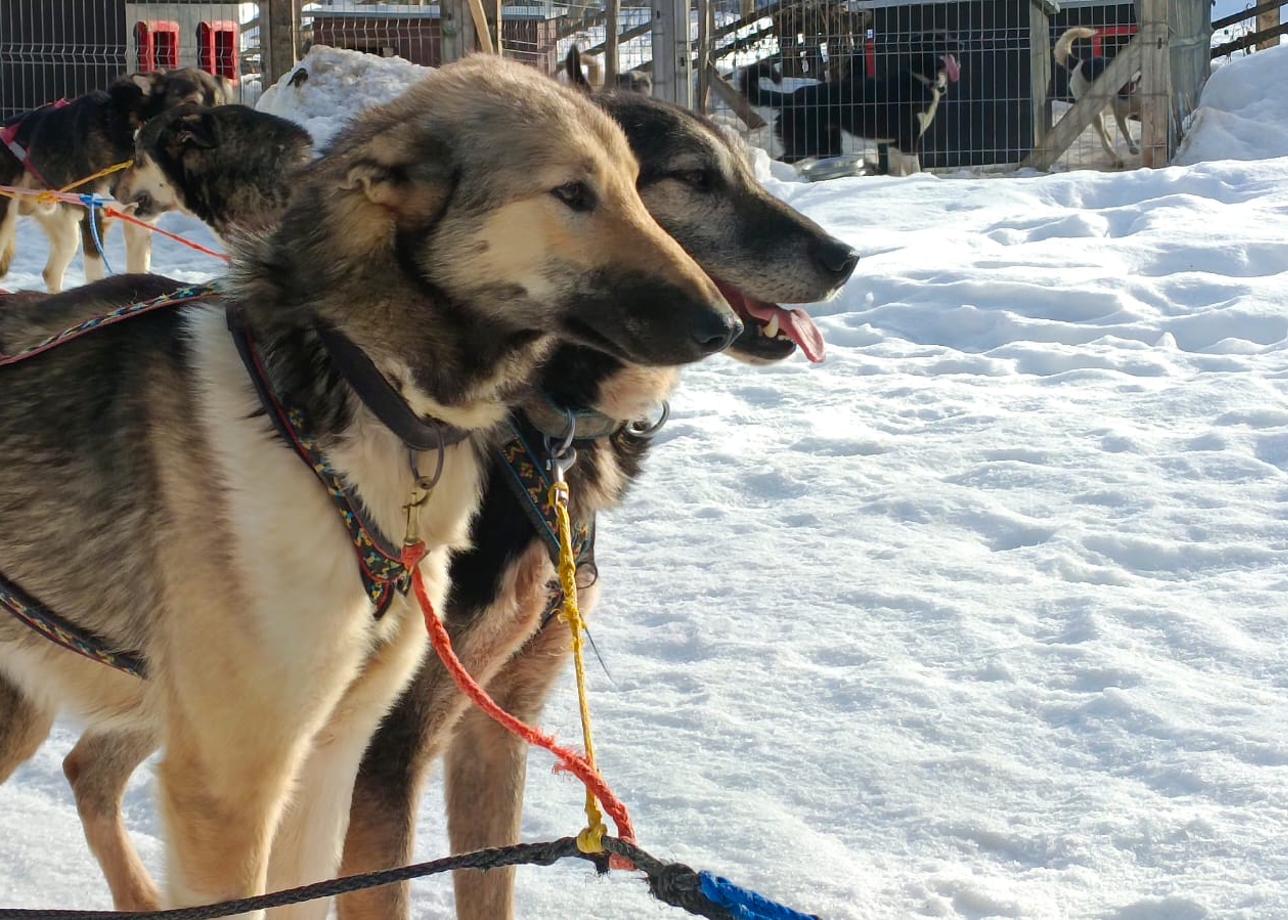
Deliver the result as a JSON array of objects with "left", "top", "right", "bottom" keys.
[
  {"left": 335, "top": 66, "right": 857, "bottom": 920},
  {"left": 0, "top": 68, "right": 233, "bottom": 292},
  {"left": 0, "top": 55, "right": 734, "bottom": 919},
  {"left": 0, "top": 54, "right": 855, "bottom": 920},
  {"left": 113, "top": 104, "right": 314, "bottom": 241}
]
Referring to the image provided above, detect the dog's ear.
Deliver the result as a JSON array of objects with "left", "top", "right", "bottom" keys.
[
  {"left": 131, "top": 73, "right": 158, "bottom": 96},
  {"left": 339, "top": 136, "right": 456, "bottom": 228},
  {"left": 172, "top": 110, "right": 218, "bottom": 150},
  {"left": 565, "top": 46, "right": 592, "bottom": 94}
]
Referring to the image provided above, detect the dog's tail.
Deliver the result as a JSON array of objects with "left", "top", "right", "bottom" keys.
[
  {"left": 1054, "top": 26, "right": 1096, "bottom": 70},
  {"left": 737, "top": 60, "right": 789, "bottom": 108}
]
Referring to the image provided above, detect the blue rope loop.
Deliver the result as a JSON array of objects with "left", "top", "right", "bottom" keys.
[
  {"left": 698, "top": 872, "right": 821, "bottom": 920},
  {"left": 80, "top": 193, "right": 114, "bottom": 275}
]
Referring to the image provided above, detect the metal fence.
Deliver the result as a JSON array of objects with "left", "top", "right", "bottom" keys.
[
  {"left": 0, "top": 0, "right": 1221, "bottom": 176},
  {"left": 0, "top": 1, "right": 264, "bottom": 118}
]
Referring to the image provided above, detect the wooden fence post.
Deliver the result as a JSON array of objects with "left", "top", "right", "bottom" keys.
[
  {"left": 1138, "top": 0, "right": 1171, "bottom": 168},
  {"left": 1259, "top": 1, "right": 1283, "bottom": 50},
  {"left": 264, "top": 0, "right": 299, "bottom": 84},
  {"left": 651, "top": 0, "right": 693, "bottom": 107},
  {"left": 1029, "top": 0, "right": 1052, "bottom": 148},
  {"left": 605, "top": 0, "right": 621, "bottom": 83},
  {"left": 696, "top": 0, "right": 711, "bottom": 112}
]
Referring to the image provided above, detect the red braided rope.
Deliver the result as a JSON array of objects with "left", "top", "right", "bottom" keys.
[
  {"left": 402, "top": 540, "right": 637, "bottom": 868},
  {"left": 102, "top": 206, "right": 230, "bottom": 262}
]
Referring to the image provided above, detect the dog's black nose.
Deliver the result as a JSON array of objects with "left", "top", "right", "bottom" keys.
[
  {"left": 811, "top": 237, "right": 860, "bottom": 283},
  {"left": 692, "top": 311, "right": 743, "bottom": 355}
]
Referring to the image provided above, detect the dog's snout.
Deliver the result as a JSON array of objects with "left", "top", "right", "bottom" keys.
[
  {"left": 811, "top": 237, "right": 860, "bottom": 284},
  {"left": 692, "top": 310, "right": 743, "bottom": 355}
]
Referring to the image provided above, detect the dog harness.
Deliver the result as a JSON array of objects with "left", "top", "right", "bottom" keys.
[
  {"left": 1, "top": 100, "right": 70, "bottom": 189},
  {"left": 0, "top": 284, "right": 653, "bottom": 676},
  {"left": 0, "top": 284, "right": 210, "bottom": 677}
]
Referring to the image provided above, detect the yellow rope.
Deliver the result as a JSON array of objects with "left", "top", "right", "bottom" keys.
[
  {"left": 547, "top": 480, "right": 609, "bottom": 855},
  {"left": 58, "top": 159, "right": 132, "bottom": 194}
]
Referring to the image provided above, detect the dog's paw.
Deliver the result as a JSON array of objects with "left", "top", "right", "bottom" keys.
[{"left": 1127, "top": 142, "right": 1140, "bottom": 155}]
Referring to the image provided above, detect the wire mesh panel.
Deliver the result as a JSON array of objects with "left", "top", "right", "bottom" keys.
[
  {"left": 0, "top": 1, "right": 264, "bottom": 118},
  {"left": 706, "top": 0, "right": 1211, "bottom": 176},
  {"left": 1045, "top": 0, "right": 1143, "bottom": 170},
  {"left": 302, "top": 2, "right": 444, "bottom": 67}
]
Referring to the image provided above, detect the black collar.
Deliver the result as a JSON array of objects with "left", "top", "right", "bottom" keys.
[{"left": 314, "top": 322, "right": 471, "bottom": 452}]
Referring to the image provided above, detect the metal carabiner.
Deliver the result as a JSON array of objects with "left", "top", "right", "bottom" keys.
[{"left": 544, "top": 406, "right": 578, "bottom": 483}]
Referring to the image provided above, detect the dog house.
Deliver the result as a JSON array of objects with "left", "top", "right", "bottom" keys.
[
  {"left": 0, "top": 0, "right": 246, "bottom": 118},
  {"left": 307, "top": 2, "right": 569, "bottom": 72}
]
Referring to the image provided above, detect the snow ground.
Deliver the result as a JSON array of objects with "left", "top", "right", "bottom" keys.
[{"left": 3, "top": 46, "right": 1288, "bottom": 920}]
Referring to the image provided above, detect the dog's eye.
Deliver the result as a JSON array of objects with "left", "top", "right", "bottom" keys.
[
  {"left": 551, "top": 181, "right": 595, "bottom": 213},
  {"left": 676, "top": 169, "right": 716, "bottom": 192}
]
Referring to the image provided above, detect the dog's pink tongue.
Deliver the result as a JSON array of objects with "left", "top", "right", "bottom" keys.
[
  {"left": 745, "top": 301, "right": 826, "bottom": 363},
  {"left": 943, "top": 53, "right": 961, "bottom": 83}
]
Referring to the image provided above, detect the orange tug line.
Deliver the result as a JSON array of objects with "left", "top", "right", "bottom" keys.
[{"left": 402, "top": 538, "right": 638, "bottom": 870}]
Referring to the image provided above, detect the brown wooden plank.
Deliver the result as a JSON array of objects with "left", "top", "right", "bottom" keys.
[
  {"left": 707, "top": 64, "right": 766, "bottom": 129},
  {"left": 604, "top": 0, "right": 620, "bottom": 82},
  {"left": 467, "top": 0, "right": 496, "bottom": 54},
  {"left": 1138, "top": 0, "right": 1170, "bottom": 168},
  {"left": 1022, "top": 37, "right": 1143, "bottom": 171}
]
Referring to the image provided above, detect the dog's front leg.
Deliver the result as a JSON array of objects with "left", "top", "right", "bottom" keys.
[
  {"left": 35, "top": 205, "right": 83, "bottom": 292},
  {"left": 265, "top": 563, "right": 438, "bottom": 920},
  {"left": 123, "top": 215, "right": 157, "bottom": 275},
  {"left": 446, "top": 581, "right": 602, "bottom": 920}
]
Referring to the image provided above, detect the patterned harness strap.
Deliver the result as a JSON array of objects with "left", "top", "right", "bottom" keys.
[
  {"left": 225, "top": 307, "right": 411, "bottom": 618},
  {"left": 0, "top": 283, "right": 211, "bottom": 678}
]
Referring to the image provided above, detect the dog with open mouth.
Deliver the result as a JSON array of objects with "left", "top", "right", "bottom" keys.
[
  {"left": 0, "top": 53, "right": 853, "bottom": 920},
  {"left": 0, "top": 55, "right": 738, "bottom": 918}
]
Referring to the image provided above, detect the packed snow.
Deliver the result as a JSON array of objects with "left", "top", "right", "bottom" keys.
[{"left": 3, "top": 44, "right": 1288, "bottom": 920}]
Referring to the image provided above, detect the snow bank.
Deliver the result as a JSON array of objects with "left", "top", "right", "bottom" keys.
[
  {"left": 256, "top": 45, "right": 433, "bottom": 148},
  {"left": 1176, "top": 44, "right": 1288, "bottom": 164}
]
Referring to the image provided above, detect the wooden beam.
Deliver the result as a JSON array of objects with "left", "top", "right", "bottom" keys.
[
  {"left": 1259, "top": 1, "right": 1283, "bottom": 50},
  {"left": 605, "top": 0, "right": 621, "bottom": 82},
  {"left": 580, "top": 20, "right": 651, "bottom": 58},
  {"left": 264, "top": 0, "right": 299, "bottom": 84},
  {"left": 707, "top": 64, "right": 766, "bottom": 129},
  {"left": 1137, "top": 0, "right": 1170, "bottom": 168},
  {"left": 1212, "top": 0, "right": 1286, "bottom": 31},
  {"left": 467, "top": 0, "right": 496, "bottom": 54},
  {"left": 697, "top": 0, "right": 712, "bottom": 112},
  {"left": 1022, "top": 38, "right": 1142, "bottom": 170},
  {"left": 1212, "top": 19, "right": 1288, "bottom": 56},
  {"left": 1029, "top": 0, "right": 1052, "bottom": 149}
]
